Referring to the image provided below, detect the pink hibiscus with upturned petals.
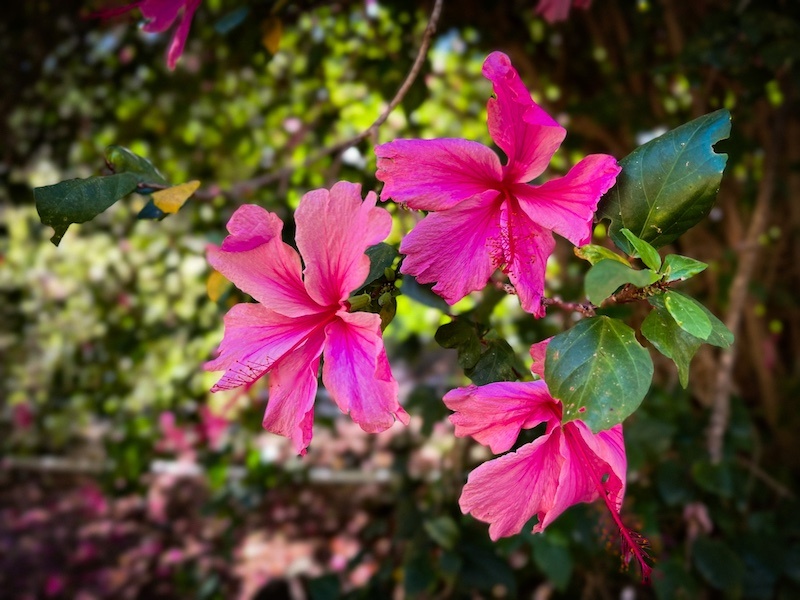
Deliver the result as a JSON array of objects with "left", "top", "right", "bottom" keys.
[
  {"left": 443, "top": 341, "right": 652, "bottom": 581},
  {"left": 205, "top": 182, "right": 409, "bottom": 455},
  {"left": 95, "top": 0, "right": 201, "bottom": 69},
  {"left": 535, "top": 0, "right": 592, "bottom": 23},
  {"left": 375, "top": 51, "right": 620, "bottom": 317}
]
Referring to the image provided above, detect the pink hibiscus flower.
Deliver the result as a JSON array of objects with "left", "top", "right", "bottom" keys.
[
  {"left": 535, "top": 0, "right": 592, "bottom": 23},
  {"left": 443, "top": 343, "right": 651, "bottom": 581},
  {"left": 375, "top": 51, "right": 620, "bottom": 317},
  {"left": 205, "top": 182, "right": 409, "bottom": 455},
  {"left": 96, "top": 0, "right": 201, "bottom": 69}
]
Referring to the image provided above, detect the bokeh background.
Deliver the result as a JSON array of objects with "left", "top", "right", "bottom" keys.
[{"left": 2, "top": 0, "right": 799, "bottom": 598}]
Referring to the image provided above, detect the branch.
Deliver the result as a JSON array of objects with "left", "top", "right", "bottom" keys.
[
  {"left": 707, "top": 112, "right": 781, "bottom": 463},
  {"left": 205, "top": 0, "right": 444, "bottom": 200}
]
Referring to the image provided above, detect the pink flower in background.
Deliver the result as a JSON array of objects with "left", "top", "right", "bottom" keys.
[
  {"left": 376, "top": 51, "right": 620, "bottom": 317},
  {"left": 443, "top": 341, "right": 651, "bottom": 580},
  {"left": 96, "top": 0, "right": 201, "bottom": 69},
  {"left": 535, "top": 0, "right": 593, "bottom": 23},
  {"left": 206, "top": 182, "right": 408, "bottom": 455}
]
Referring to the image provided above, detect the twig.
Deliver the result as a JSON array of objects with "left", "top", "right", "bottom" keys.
[
  {"left": 542, "top": 296, "right": 596, "bottom": 317},
  {"left": 736, "top": 456, "right": 795, "bottom": 500},
  {"left": 707, "top": 113, "right": 781, "bottom": 464},
  {"left": 205, "top": 0, "right": 444, "bottom": 200}
]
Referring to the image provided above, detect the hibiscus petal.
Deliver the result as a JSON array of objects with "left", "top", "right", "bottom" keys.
[
  {"left": 499, "top": 203, "right": 555, "bottom": 317},
  {"left": 208, "top": 205, "right": 321, "bottom": 318},
  {"left": 321, "top": 311, "right": 407, "bottom": 433},
  {"left": 537, "top": 421, "right": 626, "bottom": 532},
  {"left": 535, "top": 0, "right": 573, "bottom": 23},
  {"left": 375, "top": 139, "right": 502, "bottom": 211},
  {"left": 140, "top": 0, "right": 184, "bottom": 32},
  {"left": 205, "top": 303, "right": 324, "bottom": 392},
  {"left": 399, "top": 190, "right": 502, "bottom": 306},
  {"left": 295, "top": 182, "right": 392, "bottom": 307},
  {"left": 165, "top": 0, "right": 200, "bottom": 69},
  {"left": 262, "top": 329, "right": 326, "bottom": 455},
  {"left": 443, "top": 380, "right": 560, "bottom": 453},
  {"left": 482, "top": 52, "right": 566, "bottom": 183},
  {"left": 514, "top": 154, "right": 621, "bottom": 246},
  {"left": 529, "top": 338, "right": 550, "bottom": 379},
  {"left": 460, "top": 428, "right": 564, "bottom": 540}
]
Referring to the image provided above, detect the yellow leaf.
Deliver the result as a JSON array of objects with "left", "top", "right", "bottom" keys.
[
  {"left": 261, "top": 17, "right": 282, "bottom": 54},
  {"left": 207, "top": 270, "right": 230, "bottom": 302},
  {"left": 152, "top": 180, "right": 201, "bottom": 214}
]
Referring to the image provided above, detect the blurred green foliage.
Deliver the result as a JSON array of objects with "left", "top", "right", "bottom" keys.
[{"left": 2, "top": 0, "right": 799, "bottom": 598}]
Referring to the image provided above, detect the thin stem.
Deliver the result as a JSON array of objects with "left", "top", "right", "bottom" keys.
[{"left": 206, "top": 0, "right": 445, "bottom": 200}]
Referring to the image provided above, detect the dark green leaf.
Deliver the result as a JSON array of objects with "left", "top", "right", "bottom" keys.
[
  {"left": 34, "top": 173, "right": 140, "bottom": 245},
  {"left": 362, "top": 242, "right": 398, "bottom": 288},
  {"left": 545, "top": 316, "right": 653, "bottom": 432},
  {"left": 642, "top": 305, "right": 702, "bottom": 387},
  {"left": 435, "top": 320, "right": 482, "bottom": 369},
  {"left": 466, "top": 339, "right": 519, "bottom": 385},
  {"left": 691, "top": 459, "right": 734, "bottom": 497},
  {"left": 399, "top": 276, "right": 450, "bottom": 311},
  {"left": 403, "top": 542, "right": 436, "bottom": 596},
  {"left": 531, "top": 535, "right": 573, "bottom": 592},
  {"left": 424, "top": 516, "right": 460, "bottom": 550},
  {"left": 693, "top": 537, "right": 743, "bottom": 592},
  {"left": 104, "top": 145, "right": 169, "bottom": 186},
  {"left": 621, "top": 228, "right": 662, "bottom": 270},
  {"left": 664, "top": 290, "right": 712, "bottom": 340},
  {"left": 137, "top": 199, "right": 168, "bottom": 221},
  {"left": 584, "top": 259, "right": 660, "bottom": 305},
  {"left": 215, "top": 6, "right": 250, "bottom": 35},
  {"left": 574, "top": 243, "right": 630, "bottom": 266},
  {"left": 597, "top": 110, "right": 731, "bottom": 251},
  {"left": 661, "top": 254, "right": 708, "bottom": 282}
]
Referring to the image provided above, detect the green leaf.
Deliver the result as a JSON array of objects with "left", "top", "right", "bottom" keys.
[
  {"left": 531, "top": 535, "right": 573, "bottom": 592},
  {"left": 104, "top": 145, "right": 169, "bottom": 186},
  {"left": 642, "top": 305, "right": 702, "bottom": 387},
  {"left": 661, "top": 254, "right": 708, "bottom": 282},
  {"left": 466, "top": 339, "right": 519, "bottom": 385},
  {"left": 650, "top": 292, "right": 732, "bottom": 348},
  {"left": 362, "top": 242, "right": 398, "bottom": 288},
  {"left": 664, "top": 290, "right": 712, "bottom": 339},
  {"left": 435, "top": 320, "right": 482, "bottom": 369},
  {"left": 597, "top": 109, "right": 731, "bottom": 251},
  {"left": 693, "top": 537, "right": 743, "bottom": 592},
  {"left": 545, "top": 316, "right": 654, "bottom": 432},
  {"left": 621, "top": 228, "right": 662, "bottom": 270},
  {"left": 399, "top": 276, "right": 451, "bottom": 311},
  {"left": 584, "top": 259, "right": 661, "bottom": 305},
  {"left": 574, "top": 243, "right": 630, "bottom": 266},
  {"left": 34, "top": 173, "right": 140, "bottom": 246},
  {"left": 424, "top": 516, "right": 460, "bottom": 550}
]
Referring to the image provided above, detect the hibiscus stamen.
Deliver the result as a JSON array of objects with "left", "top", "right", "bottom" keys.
[{"left": 565, "top": 425, "right": 652, "bottom": 582}]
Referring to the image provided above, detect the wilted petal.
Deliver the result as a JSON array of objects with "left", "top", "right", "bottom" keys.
[
  {"left": 376, "top": 139, "right": 502, "bottom": 211},
  {"left": 165, "top": 0, "right": 200, "bottom": 69},
  {"left": 537, "top": 421, "right": 626, "bottom": 532},
  {"left": 444, "top": 380, "right": 560, "bottom": 453},
  {"left": 514, "top": 154, "right": 621, "bottom": 246},
  {"left": 482, "top": 52, "right": 565, "bottom": 183},
  {"left": 262, "top": 330, "right": 326, "bottom": 455},
  {"left": 322, "top": 311, "right": 407, "bottom": 433},
  {"left": 205, "top": 303, "right": 325, "bottom": 392},
  {"left": 295, "top": 182, "right": 392, "bottom": 307},
  {"left": 208, "top": 205, "right": 321, "bottom": 318},
  {"left": 499, "top": 205, "right": 555, "bottom": 317},
  {"left": 460, "top": 428, "right": 564, "bottom": 540},
  {"left": 400, "top": 191, "right": 502, "bottom": 306}
]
